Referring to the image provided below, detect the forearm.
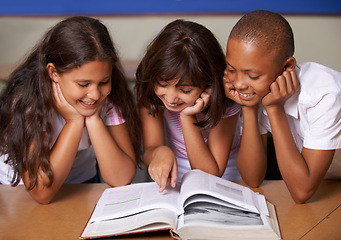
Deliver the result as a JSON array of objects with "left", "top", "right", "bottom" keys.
[
  {"left": 267, "top": 106, "right": 317, "bottom": 203},
  {"left": 237, "top": 106, "right": 267, "bottom": 187},
  {"left": 143, "top": 145, "right": 171, "bottom": 167},
  {"left": 180, "top": 115, "right": 221, "bottom": 176},
  {"left": 23, "top": 120, "right": 84, "bottom": 204},
  {"left": 86, "top": 119, "right": 137, "bottom": 187}
]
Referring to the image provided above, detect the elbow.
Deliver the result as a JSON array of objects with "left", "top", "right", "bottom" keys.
[
  {"left": 104, "top": 169, "right": 137, "bottom": 187},
  {"left": 243, "top": 178, "right": 263, "bottom": 188},
  {"left": 239, "top": 169, "right": 265, "bottom": 188},
  {"left": 107, "top": 178, "right": 133, "bottom": 188},
  {"left": 291, "top": 189, "right": 314, "bottom": 204},
  {"left": 29, "top": 192, "right": 54, "bottom": 205}
]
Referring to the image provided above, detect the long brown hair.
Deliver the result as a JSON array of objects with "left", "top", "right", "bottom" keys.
[
  {"left": 0, "top": 16, "right": 141, "bottom": 189},
  {"left": 135, "top": 19, "right": 231, "bottom": 129}
]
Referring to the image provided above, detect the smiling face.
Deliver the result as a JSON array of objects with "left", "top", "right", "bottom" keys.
[
  {"left": 223, "top": 38, "right": 285, "bottom": 107},
  {"left": 51, "top": 60, "right": 112, "bottom": 117},
  {"left": 154, "top": 78, "right": 205, "bottom": 113}
]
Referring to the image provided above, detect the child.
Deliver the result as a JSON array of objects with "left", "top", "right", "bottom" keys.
[
  {"left": 0, "top": 16, "right": 141, "bottom": 204},
  {"left": 135, "top": 19, "right": 242, "bottom": 193},
  {"left": 223, "top": 10, "right": 341, "bottom": 203}
]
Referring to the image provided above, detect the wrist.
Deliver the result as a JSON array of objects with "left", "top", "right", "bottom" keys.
[
  {"left": 65, "top": 116, "right": 85, "bottom": 126},
  {"left": 179, "top": 113, "right": 197, "bottom": 123},
  {"left": 241, "top": 105, "right": 259, "bottom": 118},
  {"left": 85, "top": 114, "right": 102, "bottom": 127},
  {"left": 64, "top": 118, "right": 85, "bottom": 134},
  {"left": 264, "top": 104, "right": 285, "bottom": 116}
]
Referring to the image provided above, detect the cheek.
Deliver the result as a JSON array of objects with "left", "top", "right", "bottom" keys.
[
  {"left": 153, "top": 86, "right": 163, "bottom": 97},
  {"left": 102, "top": 85, "right": 112, "bottom": 97},
  {"left": 184, "top": 93, "right": 200, "bottom": 105},
  {"left": 253, "top": 78, "right": 273, "bottom": 96}
]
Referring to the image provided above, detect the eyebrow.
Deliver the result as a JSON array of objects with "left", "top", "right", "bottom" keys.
[
  {"left": 159, "top": 77, "right": 194, "bottom": 87},
  {"left": 226, "top": 62, "right": 235, "bottom": 69},
  {"left": 227, "top": 62, "right": 258, "bottom": 73},
  {"left": 76, "top": 76, "right": 111, "bottom": 82}
]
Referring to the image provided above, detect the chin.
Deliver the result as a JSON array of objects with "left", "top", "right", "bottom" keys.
[
  {"left": 239, "top": 100, "right": 259, "bottom": 108},
  {"left": 75, "top": 108, "right": 96, "bottom": 118},
  {"left": 164, "top": 104, "right": 187, "bottom": 113}
]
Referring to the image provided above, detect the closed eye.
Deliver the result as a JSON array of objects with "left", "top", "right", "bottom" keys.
[
  {"left": 249, "top": 75, "right": 260, "bottom": 80},
  {"left": 181, "top": 89, "right": 192, "bottom": 94},
  {"left": 78, "top": 83, "right": 89, "bottom": 87},
  {"left": 100, "top": 80, "right": 110, "bottom": 86},
  {"left": 157, "top": 81, "right": 167, "bottom": 87}
]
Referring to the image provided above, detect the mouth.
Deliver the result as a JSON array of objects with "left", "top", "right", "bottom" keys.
[
  {"left": 238, "top": 92, "right": 255, "bottom": 100},
  {"left": 166, "top": 102, "right": 179, "bottom": 107},
  {"left": 79, "top": 100, "right": 97, "bottom": 108},
  {"left": 163, "top": 99, "right": 184, "bottom": 109},
  {"left": 81, "top": 100, "right": 96, "bottom": 105}
]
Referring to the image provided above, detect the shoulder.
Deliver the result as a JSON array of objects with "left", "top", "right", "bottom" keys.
[
  {"left": 297, "top": 62, "right": 341, "bottom": 90},
  {"left": 296, "top": 62, "right": 341, "bottom": 105},
  {"left": 101, "top": 98, "right": 125, "bottom": 126}
]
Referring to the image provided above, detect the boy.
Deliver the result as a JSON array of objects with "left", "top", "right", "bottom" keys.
[{"left": 224, "top": 10, "right": 341, "bottom": 203}]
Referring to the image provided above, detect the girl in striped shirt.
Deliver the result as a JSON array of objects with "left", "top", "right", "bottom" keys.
[
  {"left": 0, "top": 16, "right": 141, "bottom": 204},
  {"left": 136, "top": 19, "right": 242, "bottom": 193}
]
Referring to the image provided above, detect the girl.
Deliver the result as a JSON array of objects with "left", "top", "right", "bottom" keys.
[
  {"left": 0, "top": 16, "right": 141, "bottom": 204},
  {"left": 135, "top": 19, "right": 241, "bottom": 193}
]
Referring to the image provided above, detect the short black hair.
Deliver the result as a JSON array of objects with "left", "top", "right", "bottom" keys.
[{"left": 230, "top": 10, "right": 295, "bottom": 62}]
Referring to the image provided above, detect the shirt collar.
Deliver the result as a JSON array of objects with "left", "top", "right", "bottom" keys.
[{"left": 260, "top": 90, "right": 299, "bottom": 119}]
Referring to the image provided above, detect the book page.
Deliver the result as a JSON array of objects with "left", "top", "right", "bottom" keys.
[
  {"left": 81, "top": 208, "right": 178, "bottom": 239},
  {"left": 180, "top": 202, "right": 263, "bottom": 227},
  {"left": 89, "top": 182, "right": 181, "bottom": 223},
  {"left": 179, "top": 170, "right": 269, "bottom": 215}
]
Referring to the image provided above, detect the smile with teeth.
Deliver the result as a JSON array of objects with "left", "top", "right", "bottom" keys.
[
  {"left": 164, "top": 99, "right": 181, "bottom": 107},
  {"left": 167, "top": 102, "right": 178, "bottom": 107},
  {"left": 238, "top": 92, "right": 254, "bottom": 98},
  {"left": 81, "top": 100, "right": 96, "bottom": 105}
]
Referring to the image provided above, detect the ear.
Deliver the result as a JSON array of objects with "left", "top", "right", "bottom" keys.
[
  {"left": 284, "top": 57, "right": 296, "bottom": 71},
  {"left": 46, "top": 63, "right": 59, "bottom": 83}
]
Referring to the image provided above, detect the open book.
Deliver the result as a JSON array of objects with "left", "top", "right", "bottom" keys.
[{"left": 80, "top": 170, "right": 281, "bottom": 240}]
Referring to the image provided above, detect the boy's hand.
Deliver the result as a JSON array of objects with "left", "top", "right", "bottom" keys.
[
  {"left": 52, "top": 82, "right": 84, "bottom": 123},
  {"left": 262, "top": 70, "right": 299, "bottom": 109},
  {"left": 181, "top": 88, "right": 211, "bottom": 116},
  {"left": 223, "top": 74, "right": 242, "bottom": 105},
  {"left": 148, "top": 146, "right": 178, "bottom": 193}
]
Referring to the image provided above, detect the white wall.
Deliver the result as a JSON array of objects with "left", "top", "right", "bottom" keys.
[{"left": 1, "top": 14, "right": 340, "bottom": 74}]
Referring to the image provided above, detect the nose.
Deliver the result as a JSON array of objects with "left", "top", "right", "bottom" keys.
[
  {"left": 231, "top": 73, "right": 248, "bottom": 90},
  {"left": 164, "top": 88, "right": 179, "bottom": 104},
  {"left": 88, "top": 86, "right": 101, "bottom": 100}
]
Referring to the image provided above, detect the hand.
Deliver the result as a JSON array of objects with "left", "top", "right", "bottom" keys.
[
  {"left": 262, "top": 70, "right": 299, "bottom": 110},
  {"left": 223, "top": 74, "right": 243, "bottom": 105},
  {"left": 52, "top": 81, "right": 84, "bottom": 123},
  {"left": 181, "top": 88, "right": 212, "bottom": 116},
  {"left": 85, "top": 98, "right": 106, "bottom": 125},
  {"left": 148, "top": 146, "right": 178, "bottom": 193}
]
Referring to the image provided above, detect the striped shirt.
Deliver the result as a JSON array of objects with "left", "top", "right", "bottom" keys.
[
  {"left": 164, "top": 102, "right": 241, "bottom": 158},
  {"left": 163, "top": 102, "right": 242, "bottom": 181}
]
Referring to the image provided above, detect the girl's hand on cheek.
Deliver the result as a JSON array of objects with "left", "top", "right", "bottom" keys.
[
  {"left": 52, "top": 81, "right": 84, "bottom": 123},
  {"left": 181, "top": 88, "right": 211, "bottom": 116},
  {"left": 262, "top": 70, "right": 299, "bottom": 110},
  {"left": 85, "top": 98, "right": 106, "bottom": 125}
]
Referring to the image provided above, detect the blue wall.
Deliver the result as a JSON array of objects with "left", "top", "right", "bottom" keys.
[{"left": 1, "top": 0, "right": 341, "bottom": 15}]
